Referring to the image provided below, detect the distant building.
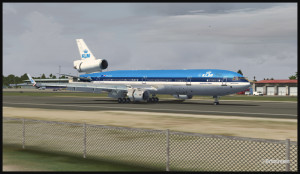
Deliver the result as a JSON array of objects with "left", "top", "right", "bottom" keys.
[{"left": 253, "top": 80, "right": 297, "bottom": 96}]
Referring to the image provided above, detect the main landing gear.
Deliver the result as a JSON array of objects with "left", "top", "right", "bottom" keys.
[
  {"left": 117, "top": 96, "right": 159, "bottom": 103},
  {"left": 213, "top": 96, "right": 220, "bottom": 105},
  {"left": 117, "top": 98, "right": 131, "bottom": 103},
  {"left": 147, "top": 96, "right": 159, "bottom": 103}
]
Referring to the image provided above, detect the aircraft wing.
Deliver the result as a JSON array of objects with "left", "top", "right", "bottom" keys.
[
  {"left": 34, "top": 82, "right": 158, "bottom": 94},
  {"left": 26, "top": 74, "right": 158, "bottom": 94}
]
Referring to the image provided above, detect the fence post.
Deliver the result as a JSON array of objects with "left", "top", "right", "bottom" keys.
[
  {"left": 166, "top": 129, "right": 170, "bottom": 171},
  {"left": 22, "top": 118, "right": 25, "bottom": 149},
  {"left": 285, "top": 139, "right": 290, "bottom": 171},
  {"left": 83, "top": 123, "right": 86, "bottom": 158}
]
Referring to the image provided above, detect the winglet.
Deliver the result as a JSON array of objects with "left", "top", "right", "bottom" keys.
[{"left": 27, "top": 73, "right": 37, "bottom": 86}]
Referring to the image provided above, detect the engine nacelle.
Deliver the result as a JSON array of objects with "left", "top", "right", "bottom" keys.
[
  {"left": 127, "top": 88, "right": 150, "bottom": 102},
  {"left": 73, "top": 59, "right": 108, "bottom": 73},
  {"left": 173, "top": 94, "right": 193, "bottom": 100}
]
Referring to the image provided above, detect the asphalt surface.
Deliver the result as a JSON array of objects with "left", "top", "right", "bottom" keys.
[{"left": 3, "top": 95, "right": 297, "bottom": 119}]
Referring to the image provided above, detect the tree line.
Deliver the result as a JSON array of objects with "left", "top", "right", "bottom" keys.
[
  {"left": 2, "top": 73, "right": 66, "bottom": 87},
  {"left": 236, "top": 70, "right": 297, "bottom": 81}
]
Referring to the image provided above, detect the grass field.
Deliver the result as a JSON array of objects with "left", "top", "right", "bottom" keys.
[
  {"left": 3, "top": 90, "right": 298, "bottom": 101},
  {"left": 3, "top": 119, "right": 297, "bottom": 171},
  {"left": 3, "top": 145, "right": 150, "bottom": 171}
]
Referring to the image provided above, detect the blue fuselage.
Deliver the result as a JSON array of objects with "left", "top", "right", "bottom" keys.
[{"left": 80, "top": 69, "right": 251, "bottom": 96}]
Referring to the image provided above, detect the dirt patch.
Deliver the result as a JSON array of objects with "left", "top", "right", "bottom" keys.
[
  {"left": 3, "top": 165, "right": 23, "bottom": 171},
  {"left": 2, "top": 164, "right": 45, "bottom": 171},
  {"left": 3, "top": 107, "right": 297, "bottom": 141}
]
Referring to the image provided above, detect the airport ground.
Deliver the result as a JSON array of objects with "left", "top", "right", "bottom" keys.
[
  {"left": 3, "top": 89, "right": 297, "bottom": 140},
  {"left": 2, "top": 89, "right": 298, "bottom": 171}
]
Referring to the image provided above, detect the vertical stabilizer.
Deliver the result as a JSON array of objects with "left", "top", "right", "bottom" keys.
[
  {"left": 76, "top": 39, "right": 96, "bottom": 60},
  {"left": 74, "top": 39, "right": 108, "bottom": 73}
]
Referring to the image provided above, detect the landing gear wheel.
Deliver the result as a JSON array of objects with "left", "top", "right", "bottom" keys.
[
  {"left": 122, "top": 98, "right": 127, "bottom": 103},
  {"left": 214, "top": 102, "right": 220, "bottom": 105},
  {"left": 154, "top": 97, "right": 159, "bottom": 103},
  {"left": 213, "top": 96, "right": 220, "bottom": 105},
  {"left": 147, "top": 98, "right": 153, "bottom": 103},
  {"left": 118, "top": 98, "right": 122, "bottom": 103},
  {"left": 126, "top": 98, "right": 131, "bottom": 103}
]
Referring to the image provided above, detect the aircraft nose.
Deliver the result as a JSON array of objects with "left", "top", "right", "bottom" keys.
[
  {"left": 246, "top": 82, "right": 251, "bottom": 88},
  {"left": 243, "top": 82, "right": 251, "bottom": 91}
]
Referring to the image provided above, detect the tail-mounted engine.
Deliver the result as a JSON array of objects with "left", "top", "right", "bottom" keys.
[{"left": 73, "top": 59, "right": 108, "bottom": 73}]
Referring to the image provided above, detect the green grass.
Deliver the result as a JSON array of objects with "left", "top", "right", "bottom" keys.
[
  {"left": 3, "top": 91, "right": 297, "bottom": 101},
  {"left": 3, "top": 145, "right": 151, "bottom": 171}
]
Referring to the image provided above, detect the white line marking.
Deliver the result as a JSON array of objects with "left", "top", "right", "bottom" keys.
[{"left": 3, "top": 102, "right": 297, "bottom": 117}]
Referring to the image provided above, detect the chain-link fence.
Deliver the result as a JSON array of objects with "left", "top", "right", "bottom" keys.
[{"left": 3, "top": 117, "right": 297, "bottom": 171}]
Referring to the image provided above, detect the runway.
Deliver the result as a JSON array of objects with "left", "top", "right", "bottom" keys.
[{"left": 3, "top": 95, "right": 297, "bottom": 119}]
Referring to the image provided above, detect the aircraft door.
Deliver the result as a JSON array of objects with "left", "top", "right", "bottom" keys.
[
  {"left": 222, "top": 77, "right": 227, "bottom": 86},
  {"left": 142, "top": 76, "right": 147, "bottom": 84},
  {"left": 186, "top": 77, "right": 191, "bottom": 86}
]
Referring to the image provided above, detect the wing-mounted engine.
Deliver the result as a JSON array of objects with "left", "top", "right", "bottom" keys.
[
  {"left": 173, "top": 94, "right": 193, "bottom": 100},
  {"left": 127, "top": 88, "right": 150, "bottom": 102},
  {"left": 73, "top": 59, "right": 108, "bottom": 73}
]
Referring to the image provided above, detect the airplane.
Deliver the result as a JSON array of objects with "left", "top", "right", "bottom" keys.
[{"left": 27, "top": 39, "right": 251, "bottom": 105}]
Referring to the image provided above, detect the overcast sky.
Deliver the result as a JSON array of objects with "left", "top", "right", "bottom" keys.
[{"left": 3, "top": 3, "right": 297, "bottom": 80}]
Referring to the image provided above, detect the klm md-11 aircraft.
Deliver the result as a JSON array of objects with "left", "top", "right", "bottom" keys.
[{"left": 27, "top": 39, "right": 251, "bottom": 105}]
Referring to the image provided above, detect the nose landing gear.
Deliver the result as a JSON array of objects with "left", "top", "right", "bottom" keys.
[{"left": 213, "top": 96, "right": 220, "bottom": 105}]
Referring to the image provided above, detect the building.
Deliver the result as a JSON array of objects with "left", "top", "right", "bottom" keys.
[{"left": 253, "top": 79, "right": 297, "bottom": 96}]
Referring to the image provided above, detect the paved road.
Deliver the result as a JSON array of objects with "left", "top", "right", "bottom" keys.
[{"left": 3, "top": 95, "right": 297, "bottom": 119}]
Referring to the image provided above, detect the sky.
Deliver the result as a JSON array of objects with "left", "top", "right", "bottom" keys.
[{"left": 3, "top": 3, "right": 297, "bottom": 80}]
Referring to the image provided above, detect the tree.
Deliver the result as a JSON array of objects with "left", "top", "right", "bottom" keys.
[
  {"left": 3, "top": 75, "right": 9, "bottom": 87},
  {"left": 237, "top": 70, "right": 243, "bottom": 76},
  {"left": 289, "top": 75, "right": 296, "bottom": 80},
  {"left": 41, "top": 73, "right": 46, "bottom": 79},
  {"left": 52, "top": 75, "right": 57, "bottom": 79},
  {"left": 20, "top": 73, "right": 28, "bottom": 81},
  {"left": 289, "top": 72, "right": 297, "bottom": 80},
  {"left": 50, "top": 73, "right": 53, "bottom": 78}
]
